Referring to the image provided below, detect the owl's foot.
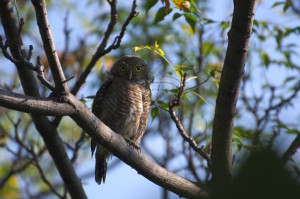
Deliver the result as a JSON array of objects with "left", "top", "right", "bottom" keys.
[{"left": 124, "top": 137, "right": 141, "bottom": 153}]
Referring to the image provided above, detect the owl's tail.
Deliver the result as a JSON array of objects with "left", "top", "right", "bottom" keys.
[{"left": 95, "top": 146, "right": 109, "bottom": 184}]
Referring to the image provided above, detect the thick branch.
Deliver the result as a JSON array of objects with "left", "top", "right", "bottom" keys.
[
  {"left": 211, "top": 0, "right": 256, "bottom": 185},
  {"left": 0, "top": 89, "right": 75, "bottom": 116},
  {"left": 31, "top": 0, "right": 69, "bottom": 94},
  {"left": 0, "top": 91, "right": 209, "bottom": 198}
]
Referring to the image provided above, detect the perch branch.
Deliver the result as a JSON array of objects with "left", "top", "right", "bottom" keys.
[{"left": 0, "top": 90, "right": 209, "bottom": 199}]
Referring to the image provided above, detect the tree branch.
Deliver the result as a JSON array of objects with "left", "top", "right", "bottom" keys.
[
  {"left": 70, "top": 0, "right": 137, "bottom": 96},
  {"left": 0, "top": 89, "right": 75, "bottom": 116},
  {"left": 169, "top": 73, "right": 212, "bottom": 170},
  {"left": 0, "top": 1, "right": 87, "bottom": 198},
  {"left": 211, "top": 0, "right": 256, "bottom": 185},
  {"left": 31, "top": 0, "right": 69, "bottom": 94},
  {"left": 0, "top": 91, "right": 209, "bottom": 199}
]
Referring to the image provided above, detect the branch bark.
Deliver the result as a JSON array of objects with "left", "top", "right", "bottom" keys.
[
  {"left": 31, "top": 0, "right": 69, "bottom": 94},
  {"left": 0, "top": 91, "right": 209, "bottom": 199},
  {"left": 0, "top": 89, "right": 75, "bottom": 115},
  {"left": 0, "top": 1, "right": 87, "bottom": 198},
  {"left": 211, "top": 0, "right": 256, "bottom": 185}
]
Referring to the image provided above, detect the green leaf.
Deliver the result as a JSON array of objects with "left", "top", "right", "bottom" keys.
[
  {"left": 186, "top": 76, "right": 198, "bottom": 83},
  {"left": 190, "top": 0, "right": 201, "bottom": 14},
  {"left": 287, "top": 128, "right": 300, "bottom": 135},
  {"left": 283, "top": 76, "right": 296, "bottom": 84},
  {"left": 271, "top": 1, "right": 285, "bottom": 8},
  {"left": 146, "top": 0, "right": 158, "bottom": 12},
  {"left": 173, "top": 12, "right": 182, "bottom": 21},
  {"left": 157, "top": 101, "right": 169, "bottom": 110},
  {"left": 154, "top": 7, "right": 173, "bottom": 24},
  {"left": 151, "top": 107, "right": 159, "bottom": 121},
  {"left": 183, "top": 13, "right": 198, "bottom": 32},
  {"left": 283, "top": 1, "right": 291, "bottom": 13},
  {"left": 188, "top": 90, "right": 215, "bottom": 113},
  {"left": 261, "top": 53, "right": 269, "bottom": 67},
  {"left": 85, "top": 95, "right": 95, "bottom": 99},
  {"left": 221, "top": 21, "right": 230, "bottom": 31},
  {"left": 80, "top": 98, "right": 86, "bottom": 104},
  {"left": 275, "top": 29, "right": 283, "bottom": 48}
]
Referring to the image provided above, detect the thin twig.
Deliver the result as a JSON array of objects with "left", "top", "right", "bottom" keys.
[
  {"left": 36, "top": 56, "right": 55, "bottom": 91},
  {"left": 0, "top": 36, "right": 37, "bottom": 71},
  {"left": 31, "top": 147, "right": 63, "bottom": 198},
  {"left": 168, "top": 73, "right": 212, "bottom": 170}
]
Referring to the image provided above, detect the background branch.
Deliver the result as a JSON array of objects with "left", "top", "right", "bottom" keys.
[
  {"left": 0, "top": 1, "right": 87, "bottom": 198},
  {"left": 211, "top": 0, "right": 256, "bottom": 186},
  {"left": 169, "top": 73, "right": 212, "bottom": 169},
  {"left": 31, "top": 0, "right": 69, "bottom": 94}
]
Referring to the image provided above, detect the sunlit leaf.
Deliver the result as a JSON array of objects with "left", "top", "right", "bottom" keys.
[
  {"left": 183, "top": 13, "right": 198, "bottom": 32},
  {"left": 186, "top": 76, "right": 198, "bottom": 83},
  {"left": 171, "top": 0, "right": 190, "bottom": 12},
  {"left": 157, "top": 100, "right": 169, "bottom": 110}
]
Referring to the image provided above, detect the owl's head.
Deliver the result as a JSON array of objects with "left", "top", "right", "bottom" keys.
[{"left": 110, "top": 55, "right": 152, "bottom": 86}]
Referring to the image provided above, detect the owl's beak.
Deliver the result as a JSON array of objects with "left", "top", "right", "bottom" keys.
[{"left": 129, "top": 70, "right": 132, "bottom": 81}]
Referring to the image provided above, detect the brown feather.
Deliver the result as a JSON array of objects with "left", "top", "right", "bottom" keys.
[{"left": 91, "top": 55, "right": 151, "bottom": 185}]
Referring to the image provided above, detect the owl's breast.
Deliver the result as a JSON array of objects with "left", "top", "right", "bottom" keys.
[
  {"left": 121, "top": 83, "right": 144, "bottom": 140},
  {"left": 101, "top": 79, "right": 144, "bottom": 138}
]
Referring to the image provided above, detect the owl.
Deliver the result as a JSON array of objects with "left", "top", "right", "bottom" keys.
[{"left": 91, "top": 55, "right": 152, "bottom": 184}]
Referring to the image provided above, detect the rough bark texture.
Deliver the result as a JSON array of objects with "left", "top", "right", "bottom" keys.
[
  {"left": 211, "top": 0, "right": 256, "bottom": 185},
  {"left": 0, "top": 1, "right": 87, "bottom": 198},
  {"left": 31, "top": 0, "right": 69, "bottom": 94},
  {"left": 0, "top": 89, "right": 75, "bottom": 115}
]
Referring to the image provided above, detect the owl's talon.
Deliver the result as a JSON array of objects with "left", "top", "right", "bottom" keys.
[{"left": 124, "top": 137, "right": 141, "bottom": 152}]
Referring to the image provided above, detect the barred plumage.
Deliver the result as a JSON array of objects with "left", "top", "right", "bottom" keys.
[{"left": 91, "top": 55, "right": 151, "bottom": 184}]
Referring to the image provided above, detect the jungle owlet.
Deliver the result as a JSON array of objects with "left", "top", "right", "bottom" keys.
[{"left": 91, "top": 55, "right": 152, "bottom": 184}]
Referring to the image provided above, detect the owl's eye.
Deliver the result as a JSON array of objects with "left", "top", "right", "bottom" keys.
[
  {"left": 120, "top": 65, "right": 126, "bottom": 71},
  {"left": 135, "top": 66, "right": 142, "bottom": 72}
]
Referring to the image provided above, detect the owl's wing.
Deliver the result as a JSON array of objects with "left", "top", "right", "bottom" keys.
[{"left": 91, "top": 78, "right": 113, "bottom": 156}]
